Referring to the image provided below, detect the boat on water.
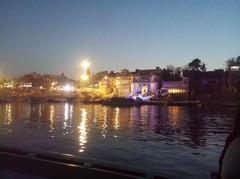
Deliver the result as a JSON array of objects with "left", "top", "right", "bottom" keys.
[
  {"left": 168, "top": 100, "right": 201, "bottom": 106},
  {"left": 0, "top": 96, "right": 14, "bottom": 103},
  {"left": 81, "top": 98, "right": 102, "bottom": 104},
  {"left": 47, "top": 96, "right": 68, "bottom": 103},
  {"left": 100, "top": 97, "right": 141, "bottom": 107},
  {"left": 30, "top": 96, "right": 47, "bottom": 103}
]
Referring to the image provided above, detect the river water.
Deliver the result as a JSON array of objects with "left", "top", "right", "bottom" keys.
[{"left": 0, "top": 102, "right": 236, "bottom": 178}]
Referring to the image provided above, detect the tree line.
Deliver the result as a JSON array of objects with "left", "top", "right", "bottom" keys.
[{"left": 161, "top": 56, "right": 240, "bottom": 81}]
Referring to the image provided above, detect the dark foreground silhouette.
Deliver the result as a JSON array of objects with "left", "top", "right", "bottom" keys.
[{"left": 212, "top": 108, "right": 240, "bottom": 179}]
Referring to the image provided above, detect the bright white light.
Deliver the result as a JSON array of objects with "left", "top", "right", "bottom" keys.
[
  {"left": 81, "top": 74, "right": 89, "bottom": 81},
  {"left": 81, "top": 60, "right": 90, "bottom": 69},
  {"left": 104, "top": 76, "right": 108, "bottom": 80},
  {"left": 63, "top": 84, "right": 74, "bottom": 92},
  {"left": 6, "top": 84, "right": 13, "bottom": 88},
  {"left": 231, "top": 66, "right": 240, "bottom": 71}
]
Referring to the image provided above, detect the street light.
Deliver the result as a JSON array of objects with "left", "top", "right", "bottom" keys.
[
  {"left": 80, "top": 60, "right": 90, "bottom": 92},
  {"left": 81, "top": 60, "right": 90, "bottom": 70},
  {"left": 81, "top": 60, "right": 90, "bottom": 79},
  {"left": 63, "top": 84, "right": 74, "bottom": 92},
  {"left": 81, "top": 74, "right": 89, "bottom": 81}
]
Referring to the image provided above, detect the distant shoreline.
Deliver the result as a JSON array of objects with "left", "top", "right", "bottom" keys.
[{"left": 0, "top": 95, "right": 239, "bottom": 107}]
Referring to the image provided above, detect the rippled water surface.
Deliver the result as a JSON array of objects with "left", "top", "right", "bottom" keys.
[{"left": 0, "top": 102, "right": 236, "bottom": 178}]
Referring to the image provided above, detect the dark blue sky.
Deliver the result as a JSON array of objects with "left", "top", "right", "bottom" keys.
[{"left": 0, "top": 0, "right": 239, "bottom": 79}]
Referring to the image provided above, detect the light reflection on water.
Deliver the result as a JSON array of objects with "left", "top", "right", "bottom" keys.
[
  {"left": 101, "top": 106, "right": 108, "bottom": 138},
  {"left": 0, "top": 102, "right": 236, "bottom": 178},
  {"left": 114, "top": 107, "right": 120, "bottom": 130},
  {"left": 78, "top": 108, "right": 87, "bottom": 153},
  {"left": 49, "top": 105, "right": 55, "bottom": 131},
  {"left": 5, "top": 104, "right": 12, "bottom": 125}
]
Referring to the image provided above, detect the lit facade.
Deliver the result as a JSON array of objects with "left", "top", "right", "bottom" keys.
[
  {"left": 161, "top": 77, "right": 189, "bottom": 96},
  {"left": 131, "top": 67, "right": 161, "bottom": 97},
  {"left": 99, "top": 75, "right": 115, "bottom": 95},
  {"left": 114, "top": 69, "right": 132, "bottom": 97}
]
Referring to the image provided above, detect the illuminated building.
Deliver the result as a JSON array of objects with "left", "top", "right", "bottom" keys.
[
  {"left": 99, "top": 73, "right": 115, "bottom": 95},
  {"left": 131, "top": 67, "right": 161, "bottom": 97},
  {"left": 114, "top": 69, "right": 131, "bottom": 97},
  {"left": 160, "top": 77, "right": 189, "bottom": 96}
]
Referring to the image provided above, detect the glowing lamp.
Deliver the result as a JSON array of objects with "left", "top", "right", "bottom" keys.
[
  {"left": 81, "top": 60, "right": 90, "bottom": 69},
  {"left": 63, "top": 84, "right": 72, "bottom": 92},
  {"left": 81, "top": 74, "right": 89, "bottom": 81},
  {"left": 231, "top": 66, "right": 240, "bottom": 71}
]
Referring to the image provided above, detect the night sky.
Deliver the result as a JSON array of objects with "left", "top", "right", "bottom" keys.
[{"left": 0, "top": 0, "right": 239, "bottom": 79}]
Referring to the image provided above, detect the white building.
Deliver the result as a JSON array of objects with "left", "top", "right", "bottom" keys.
[{"left": 131, "top": 67, "right": 161, "bottom": 97}]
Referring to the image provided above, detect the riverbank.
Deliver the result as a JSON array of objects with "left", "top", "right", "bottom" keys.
[{"left": 0, "top": 95, "right": 239, "bottom": 107}]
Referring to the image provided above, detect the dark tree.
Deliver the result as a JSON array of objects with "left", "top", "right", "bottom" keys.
[
  {"left": 166, "top": 65, "right": 175, "bottom": 74},
  {"left": 162, "top": 65, "right": 182, "bottom": 81},
  {"left": 200, "top": 63, "right": 206, "bottom": 72},
  {"left": 175, "top": 67, "right": 182, "bottom": 77},
  {"left": 188, "top": 58, "right": 206, "bottom": 71},
  {"left": 162, "top": 68, "right": 171, "bottom": 81}
]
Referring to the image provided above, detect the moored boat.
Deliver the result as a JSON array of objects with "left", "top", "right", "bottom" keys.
[
  {"left": 0, "top": 96, "right": 13, "bottom": 103},
  {"left": 100, "top": 97, "right": 141, "bottom": 107},
  {"left": 168, "top": 100, "right": 201, "bottom": 106},
  {"left": 30, "top": 96, "right": 47, "bottom": 103},
  {"left": 48, "top": 96, "right": 67, "bottom": 102}
]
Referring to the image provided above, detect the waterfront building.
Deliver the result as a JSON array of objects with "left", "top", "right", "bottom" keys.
[
  {"left": 131, "top": 67, "right": 161, "bottom": 97},
  {"left": 189, "top": 70, "right": 225, "bottom": 96},
  {"left": 91, "top": 71, "right": 108, "bottom": 86},
  {"left": 98, "top": 72, "right": 116, "bottom": 96},
  {"left": 160, "top": 77, "right": 189, "bottom": 96},
  {"left": 114, "top": 69, "right": 132, "bottom": 97},
  {"left": 18, "top": 82, "right": 33, "bottom": 89},
  {"left": 225, "top": 65, "right": 240, "bottom": 94}
]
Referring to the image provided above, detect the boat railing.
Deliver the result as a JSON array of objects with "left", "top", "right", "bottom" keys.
[{"left": 0, "top": 144, "right": 172, "bottom": 179}]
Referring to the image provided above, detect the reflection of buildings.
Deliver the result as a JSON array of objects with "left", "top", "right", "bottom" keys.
[
  {"left": 114, "top": 107, "right": 120, "bottom": 130},
  {"left": 187, "top": 108, "right": 206, "bottom": 146},
  {"left": 30, "top": 104, "right": 43, "bottom": 120},
  {"left": 63, "top": 103, "right": 73, "bottom": 129},
  {"left": 78, "top": 108, "right": 88, "bottom": 152},
  {"left": 49, "top": 105, "right": 55, "bottom": 130},
  {"left": 5, "top": 104, "right": 12, "bottom": 125},
  {"left": 168, "top": 106, "right": 180, "bottom": 128},
  {"left": 101, "top": 106, "right": 108, "bottom": 138},
  {"left": 131, "top": 67, "right": 161, "bottom": 97},
  {"left": 38, "top": 104, "right": 42, "bottom": 119}
]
